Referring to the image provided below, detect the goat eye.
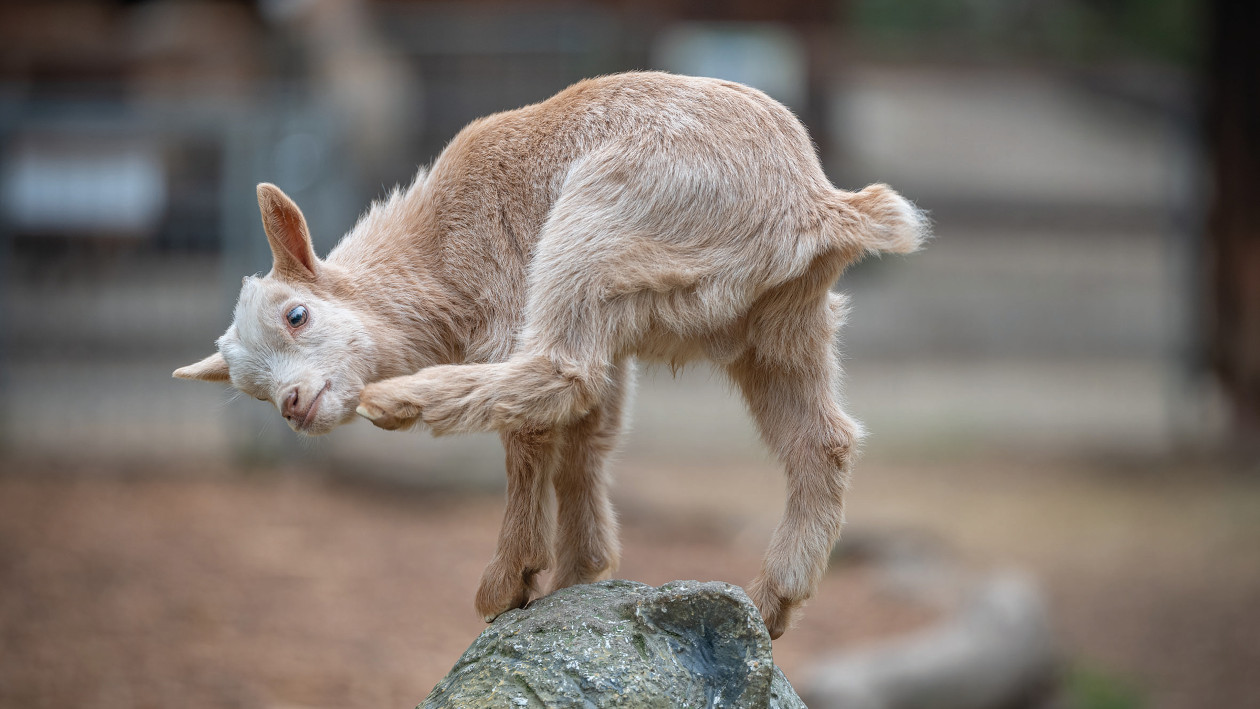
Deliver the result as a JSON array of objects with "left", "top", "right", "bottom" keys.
[{"left": 286, "top": 305, "right": 309, "bottom": 329}]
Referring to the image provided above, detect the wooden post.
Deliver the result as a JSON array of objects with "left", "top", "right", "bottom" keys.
[{"left": 1207, "top": 0, "right": 1260, "bottom": 457}]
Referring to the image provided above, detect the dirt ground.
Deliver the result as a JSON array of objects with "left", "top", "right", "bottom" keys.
[
  {"left": 2, "top": 453, "right": 1257, "bottom": 709},
  {"left": 0, "top": 467, "right": 933, "bottom": 709},
  {"left": 839, "top": 456, "right": 1260, "bottom": 709}
]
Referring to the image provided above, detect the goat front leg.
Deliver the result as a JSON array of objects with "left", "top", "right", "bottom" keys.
[
  {"left": 476, "top": 427, "right": 558, "bottom": 622},
  {"left": 356, "top": 362, "right": 502, "bottom": 435},
  {"left": 358, "top": 355, "right": 609, "bottom": 435},
  {"left": 550, "top": 360, "right": 631, "bottom": 591}
]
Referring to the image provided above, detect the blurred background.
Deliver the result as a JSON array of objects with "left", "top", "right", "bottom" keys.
[{"left": 1, "top": 0, "right": 1257, "bottom": 708}]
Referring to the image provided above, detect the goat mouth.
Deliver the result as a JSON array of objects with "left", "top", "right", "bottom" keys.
[{"left": 298, "top": 381, "right": 331, "bottom": 431}]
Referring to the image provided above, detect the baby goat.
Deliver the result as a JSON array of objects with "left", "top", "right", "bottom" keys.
[{"left": 174, "top": 72, "right": 927, "bottom": 639}]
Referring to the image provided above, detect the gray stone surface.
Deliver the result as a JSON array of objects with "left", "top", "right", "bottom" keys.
[{"left": 419, "top": 579, "right": 805, "bottom": 709}]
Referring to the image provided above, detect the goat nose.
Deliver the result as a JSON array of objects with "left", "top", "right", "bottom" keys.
[{"left": 282, "top": 388, "right": 300, "bottom": 419}]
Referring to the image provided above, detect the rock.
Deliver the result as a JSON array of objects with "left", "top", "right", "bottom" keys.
[{"left": 419, "top": 579, "right": 806, "bottom": 709}]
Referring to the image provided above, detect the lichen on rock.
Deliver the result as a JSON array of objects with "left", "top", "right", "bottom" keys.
[{"left": 419, "top": 579, "right": 806, "bottom": 708}]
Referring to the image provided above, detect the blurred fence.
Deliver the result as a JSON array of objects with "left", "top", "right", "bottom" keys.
[
  {"left": 0, "top": 92, "right": 350, "bottom": 459},
  {"left": 0, "top": 1, "right": 1210, "bottom": 479},
  {"left": 0, "top": 2, "right": 651, "bottom": 476}
]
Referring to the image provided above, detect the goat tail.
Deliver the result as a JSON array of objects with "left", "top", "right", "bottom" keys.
[{"left": 827, "top": 183, "right": 930, "bottom": 256}]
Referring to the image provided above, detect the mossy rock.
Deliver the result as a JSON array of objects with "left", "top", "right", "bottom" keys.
[{"left": 420, "top": 579, "right": 805, "bottom": 709}]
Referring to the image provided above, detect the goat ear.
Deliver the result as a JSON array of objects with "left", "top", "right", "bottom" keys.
[
  {"left": 173, "top": 352, "right": 231, "bottom": 382},
  {"left": 257, "top": 183, "right": 318, "bottom": 280}
]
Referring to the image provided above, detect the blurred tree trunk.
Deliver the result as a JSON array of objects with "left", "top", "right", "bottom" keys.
[{"left": 1207, "top": 0, "right": 1260, "bottom": 457}]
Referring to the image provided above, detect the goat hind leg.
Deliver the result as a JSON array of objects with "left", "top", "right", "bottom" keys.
[{"left": 729, "top": 351, "right": 862, "bottom": 639}]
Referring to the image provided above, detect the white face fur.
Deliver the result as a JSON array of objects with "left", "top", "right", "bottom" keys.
[{"left": 217, "top": 276, "right": 376, "bottom": 436}]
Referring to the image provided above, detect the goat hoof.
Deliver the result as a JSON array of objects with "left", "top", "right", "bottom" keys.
[
  {"left": 356, "top": 384, "right": 418, "bottom": 430},
  {"left": 749, "top": 579, "right": 802, "bottom": 640},
  {"left": 475, "top": 562, "right": 536, "bottom": 623}
]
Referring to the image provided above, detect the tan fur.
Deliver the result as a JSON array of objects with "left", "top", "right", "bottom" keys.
[{"left": 175, "top": 72, "right": 927, "bottom": 639}]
